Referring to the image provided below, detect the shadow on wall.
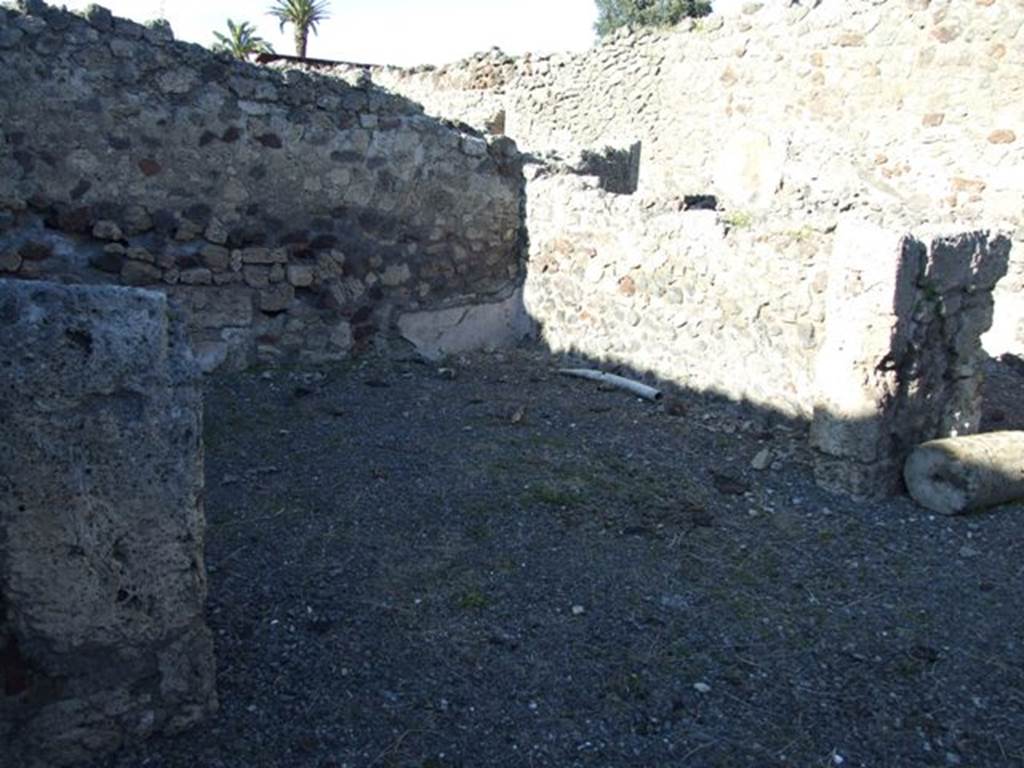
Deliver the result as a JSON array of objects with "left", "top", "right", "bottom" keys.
[
  {"left": 577, "top": 143, "right": 642, "bottom": 195},
  {"left": 3, "top": 3, "right": 1024, "bottom": 764},
  {"left": 808, "top": 225, "right": 1011, "bottom": 498},
  {"left": 523, "top": 143, "right": 643, "bottom": 196}
]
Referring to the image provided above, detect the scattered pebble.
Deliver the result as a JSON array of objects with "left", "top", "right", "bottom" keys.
[
  {"left": 660, "top": 594, "right": 690, "bottom": 610},
  {"left": 751, "top": 448, "right": 772, "bottom": 470},
  {"left": 169, "top": 348, "right": 1023, "bottom": 767}
]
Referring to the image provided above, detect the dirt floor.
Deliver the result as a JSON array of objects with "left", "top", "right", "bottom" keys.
[{"left": 90, "top": 350, "right": 1024, "bottom": 768}]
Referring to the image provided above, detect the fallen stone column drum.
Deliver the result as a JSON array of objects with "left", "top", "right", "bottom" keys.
[{"left": 904, "top": 431, "right": 1024, "bottom": 515}]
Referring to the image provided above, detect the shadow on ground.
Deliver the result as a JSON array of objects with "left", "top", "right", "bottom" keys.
[{"left": 85, "top": 342, "right": 1024, "bottom": 768}]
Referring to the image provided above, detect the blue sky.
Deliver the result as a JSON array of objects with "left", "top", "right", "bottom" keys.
[{"left": 63, "top": 0, "right": 606, "bottom": 66}]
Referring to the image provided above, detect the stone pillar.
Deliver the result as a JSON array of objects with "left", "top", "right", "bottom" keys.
[
  {"left": 810, "top": 220, "right": 1011, "bottom": 498},
  {"left": 0, "top": 280, "right": 216, "bottom": 767}
]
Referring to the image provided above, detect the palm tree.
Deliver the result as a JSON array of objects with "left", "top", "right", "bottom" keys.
[
  {"left": 267, "top": 0, "right": 331, "bottom": 60},
  {"left": 212, "top": 19, "right": 274, "bottom": 60}
]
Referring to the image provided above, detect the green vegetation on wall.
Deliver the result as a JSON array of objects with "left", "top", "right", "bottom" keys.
[{"left": 594, "top": 0, "right": 712, "bottom": 37}]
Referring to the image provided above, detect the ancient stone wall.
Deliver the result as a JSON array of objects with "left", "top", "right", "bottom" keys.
[
  {"left": 810, "top": 224, "right": 1011, "bottom": 497},
  {"left": 0, "top": 1, "right": 524, "bottom": 370},
  {"left": 344, "top": 0, "right": 1024, "bottom": 356},
  {"left": 526, "top": 159, "right": 1011, "bottom": 494},
  {"left": 0, "top": 279, "right": 215, "bottom": 767},
  {"left": 523, "top": 166, "right": 827, "bottom": 416}
]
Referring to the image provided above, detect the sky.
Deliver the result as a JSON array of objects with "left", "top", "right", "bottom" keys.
[
  {"left": 62, "top": 1, "right": 747, "bottom": 67},
  {"left": 62, "top": 0, "right": 599, "bottom": 66}
]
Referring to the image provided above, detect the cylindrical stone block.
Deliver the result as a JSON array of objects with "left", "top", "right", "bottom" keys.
[{"left": 903, "top": 431, "right": 1024, "bottom": 515}]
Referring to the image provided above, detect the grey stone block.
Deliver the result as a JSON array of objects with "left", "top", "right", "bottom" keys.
[{"left": 0, "top": 279, "right": 215, "bottom": 768}]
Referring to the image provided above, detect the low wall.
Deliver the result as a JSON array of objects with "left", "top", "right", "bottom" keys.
[
  {"left": 523, "top": 168, "right": 827, "bottom": 417},
  {"left": 0, "top": 2, "right": 525, "bottom": 370},
  {"left": 0, "top": 279, "right": 215, "bottom": 766}
]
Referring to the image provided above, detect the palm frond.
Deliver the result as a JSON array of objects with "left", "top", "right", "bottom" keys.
[
  {"left": 211, "top": 17, "right": 274, "bottom": 59},
  {"left": 267, "top": 0, "right": 331, "bottom": 41}
]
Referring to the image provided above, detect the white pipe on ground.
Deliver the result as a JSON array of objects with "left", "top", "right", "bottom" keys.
[{"left": 558, "top": 368, "right": 662, "bottom": 402}]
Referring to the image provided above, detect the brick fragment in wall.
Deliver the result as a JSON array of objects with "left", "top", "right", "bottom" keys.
[{"left": 259, "top": 283, "right": 294, "bottom": 313}]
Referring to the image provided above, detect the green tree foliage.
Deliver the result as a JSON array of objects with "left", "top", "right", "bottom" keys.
[
  {"left": 267, "top": 0, "right": 331, "bottom": 59},
  {"left": 212, "top": 19, "right": 274, "bottom": 60},
  {"left": 594, "top": 0, "right": 712, "bottom": 36}
]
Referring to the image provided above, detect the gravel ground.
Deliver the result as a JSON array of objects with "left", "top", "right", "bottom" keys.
[{"left": 90, "top": 349, "right": 1024, "bottom": 768}]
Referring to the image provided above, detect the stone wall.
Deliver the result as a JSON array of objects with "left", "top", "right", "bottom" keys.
[
  {"left": 810, "top": 224, "right": 1011, "bottom": 498},
  {"left": 0, "top": 279, "right": 215, "bottom": 767},
  {"left": 523, "top": 166, "right": 827, "bottom": 417},
  {"left": 0, "top": 1, "right": 524, "bottom": 370},
  {"left": 342, "top": 0, "right": 1024, "bottom": 356},
  {"left": 525, "top": 160, "right": 1011, "bottom": 494}
]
